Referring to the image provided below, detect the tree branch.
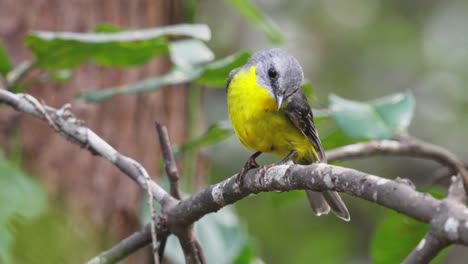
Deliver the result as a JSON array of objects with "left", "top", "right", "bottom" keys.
[
  {"left": 402, "top": 231, "right": 449, "bottom": 264},
  {"left": 0, "top": 88, "right": 175, "bottom": 207},
  {"left": 155, "top": 122, "right": 182, "bottom": 200},
  {"left": 86, "top": 225, "right": 152, "bottom": 264},
  {"left": 3, "top": 88, "right": 468, "bottom": 263},
  {"left": 5, "top": 60, "right": 35, "bottom": 90},
  {"left": 0, "top": 88, "right": 174, "bottom": 263},
  {"left": 326, "top": 138, "right": 468, "bottom": 194},
  {"left": 155, "top": 122, "right": 205, "bottom": 263}
]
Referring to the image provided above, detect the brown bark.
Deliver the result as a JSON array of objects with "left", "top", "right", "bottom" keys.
[{"left": 0, "top": 0, "right": 186, "bottom": 261}]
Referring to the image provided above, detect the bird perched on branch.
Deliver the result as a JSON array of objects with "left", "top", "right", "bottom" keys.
[{"left": 226, "top": 48, "right": 350, "bottom": 221}]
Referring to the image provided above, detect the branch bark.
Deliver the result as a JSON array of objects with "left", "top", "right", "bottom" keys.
[
  {"left": 402, "top": 231, "right": 449, "bottom": 264},
  {"left": 326, "top": 138, "right": 468, "bottom": 191},
  {"left": 155, "top": 122, "right": 205, "bottom": 263},
  {"left": 87, "top": 225, "right": 152, "bottom": 264},
  {"left": 155, "top": 122, "right": 182, "bottom": 200}
]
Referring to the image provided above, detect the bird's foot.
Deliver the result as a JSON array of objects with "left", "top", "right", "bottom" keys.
[
  {"left": 236, "top": 152, "right": 262, "bottom": 187},
  {"left": 279, "top": 150, "right": 297, "bottom": 164}
]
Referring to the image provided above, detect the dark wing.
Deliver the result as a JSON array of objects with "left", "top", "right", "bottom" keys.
[
  {"left": 285, "top": 90, "right": 350, "bottom": 221},
  {"left": 284, "top": 89, "right": 327, "bottom": 163}
]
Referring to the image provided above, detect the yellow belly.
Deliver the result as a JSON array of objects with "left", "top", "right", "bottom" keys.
[{"left": 227, "top": 66, "right": 316, "bottom": 162}]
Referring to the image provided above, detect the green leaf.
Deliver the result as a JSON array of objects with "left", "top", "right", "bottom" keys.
[
  {"left": 77, "top": 66, "right": 202, "bottom": 102},
  {"left": 225, "top": 0, "right": 283, "bottom": 44},
  {"left": 48, "top": 69, "right": 72, "bottom": 83},
  {"left": 0, "top": 157, "right": 46, "bottom": 222},
  {"left": 0, "top": 41, "right": 11, "bottom": 76},
  {"left": 370, "top": 211, "right": 426, "bottom": 264},
  {"left": 271, "top": 191, "right": 304, "bottom": 208},
  {"left": 313, "top": 116, "right": 360, "bottom": 150},
  {"left": 370, "top": 209, "right": 447, "bottom": 264},
  {"left": 0, "top": 225, "right": 13, "bottom": 263},
  {"left": 321, "top": 127, "right": 360, "bottom": 150},
  {"left": 26, "top": 24, "right": 211, "bottom": 69},
  {"left": 329, "top": 90, "right": 415, "bottom": 139},
  {"left": 169, "top": 39, "right": 214, "bottom": 68},
  {"left": 94, "top": 23, "right": 123, "bottom": 33},
  {"left": 0, "top": 155, "right": 47, "bottom": 261},
  {"left": 164, "top": 206, "right": 249, "bottom": 264},
  {"left": 197, "top": 50, "right": 250, "bottom": 87},
  {"left": 11, "top": 202, "right": 101, "bottom": 263},
  {"left": 78, "top": 51, "right": 250, "bottom": 103},
  {"left": 178, "top": 120, "right": 233, "bottom": 153},
  {"left": 233, "top": 243, "right": 256, "bottom": 264}
]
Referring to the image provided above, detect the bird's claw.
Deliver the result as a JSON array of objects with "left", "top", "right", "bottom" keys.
[{"left": 236, "top": 157, "right": 260, "bottom": 187}]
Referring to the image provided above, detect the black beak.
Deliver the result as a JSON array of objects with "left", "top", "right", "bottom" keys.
[{"left": 275, "top": 93, "right": 284, "bottom": 110}]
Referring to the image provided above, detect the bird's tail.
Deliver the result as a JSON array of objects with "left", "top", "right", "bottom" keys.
[
  {"left": 306, "top": 190, "right": 350, "bottom": 221},
  {"left": 296, "top": 152, "right": 350, "bottom": 221}
]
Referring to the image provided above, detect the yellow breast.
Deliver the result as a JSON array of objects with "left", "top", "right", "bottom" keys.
[{"left": 227, "top": 66, "right": 314, "bottom": 160}]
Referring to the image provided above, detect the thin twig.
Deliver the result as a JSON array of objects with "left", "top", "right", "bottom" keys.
[
  {"left": 155, "top": 122, "right": 182, "bottom": 200},
  {"left": 86, "top": 225, "right": 152, "bottom": 264},
  {"left": 144, "top": 177, "right": 159, "bottom": 264},
  {"left": 6, "top": 61, "right": 35, "bottom": 90},
  {"left": 155, "top": 122, "right": 206, "bottom": 263},
  {"left": 178, "top": 229, "right": 206, "bottom": 264},
  {"left": 154, "top": 122, "right": 179, "bottom": 262}
]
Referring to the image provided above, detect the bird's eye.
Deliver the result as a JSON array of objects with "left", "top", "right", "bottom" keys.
[{"left": 267, "top": 68, "right": 278, "bottom": 79}]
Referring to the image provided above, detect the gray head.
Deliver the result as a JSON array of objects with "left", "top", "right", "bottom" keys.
[{"left": 247, "top": 48, "right": 304, "bottom": 109}]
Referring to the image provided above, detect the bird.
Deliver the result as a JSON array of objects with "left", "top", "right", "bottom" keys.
[{"left": 226, "top": 48, "right": 350, "bottom": 221}]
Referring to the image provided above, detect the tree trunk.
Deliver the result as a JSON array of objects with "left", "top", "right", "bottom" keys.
[{"left": 0, "top": 0, "right": 186, "bottom": 262}]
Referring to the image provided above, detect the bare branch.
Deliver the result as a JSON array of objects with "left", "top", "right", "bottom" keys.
[
  {"left": 155, "top": 122, "right": 182, "bottom": 200},
  {"left": 155, "top": 122, "right": 205, "bottom": 263},
  {"left": 108, "top": 162, "right": 468, "bottom": 260},
  {"left": 86, "top": 225, "right": 152, "bottom": 264},
  {"left": 145, "top": 177, "right": 159, "bottom": 264},
  {"left": 403, "top": 231, "right": 449, "bottom": 264},
  {"left": 5, "top": 61, "right": 35, "bottom": 90},
  {"left": 326, "top": 138, "right": 468, "bottom": 194},
  {"left": 177, "top": 228, "right": 206, "bottom": 264},
  {"left": 0, "top": 88, "right": 174, "bottom": 206},
  {"left": 3, "top": 88, "right": 468, "bottom": 263},
  {"left": 168, "top": 163, "right": 439, "bottom": 225}
]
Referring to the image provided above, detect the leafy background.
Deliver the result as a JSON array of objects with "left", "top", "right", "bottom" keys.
[{"left": 1, "top": 0, "right": 468, "bottom": 263}]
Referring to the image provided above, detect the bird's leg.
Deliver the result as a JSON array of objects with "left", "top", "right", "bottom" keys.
[
  {"left": 236, "top": 151, "right": 262, "bottom": 186},
  {"left": 280, "top": 150, "right": 297, "bottom": 164}
]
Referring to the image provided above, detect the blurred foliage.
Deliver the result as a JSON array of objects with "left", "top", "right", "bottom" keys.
[
  {"left": 139, "top": 184, "right": 257, "bottom": 263},
  {"left": 370, "top": 210, "right": 428, "bottom": 264},
  {"left": 224, "top": 0, "right": 284, "bottom": 44},
  {"left": 177, "top": 120, "right": 233, "bottom": 154},
  {"left": 0, "top": 153, "right": 46, "bottom": 262},
  {"left": 163, "top": 207, "right": 254, "bottom": 264},
  {"left": 0, "top": 41, "right": 11, "bottom": 77},
  {"left": 370, "top": 187, "right": 447, "bottom": 264},
  {"left": 77, "top": 50, "right": 250, "bottom": 102},
  {"left": 11, "top": 204, "right": 101, "bottom": 264},
  {"left": 328, "top": 90, "right": 415, "bottom": 139},
  {"left": 25, "top": 24, "right": 210, "bottom": 69}
]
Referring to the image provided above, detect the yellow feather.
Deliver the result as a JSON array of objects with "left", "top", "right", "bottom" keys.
[{"left": 227, "top": 66, "right": 318, "bottom": 162}]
